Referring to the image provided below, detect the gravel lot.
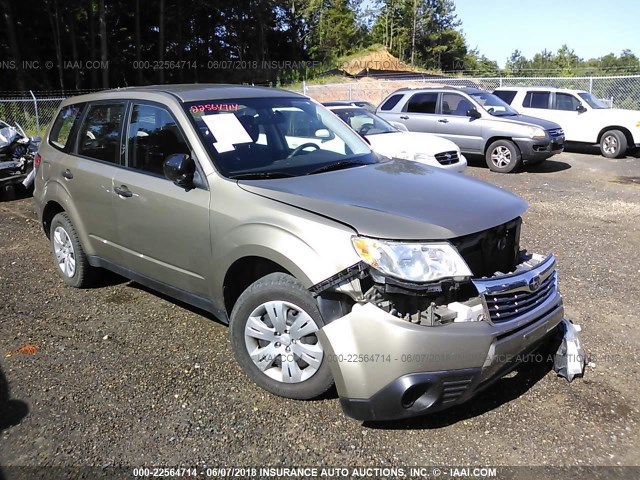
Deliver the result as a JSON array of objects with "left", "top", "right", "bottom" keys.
[{"left": 1, "top": 150, "right": 639, "bottom": 475}]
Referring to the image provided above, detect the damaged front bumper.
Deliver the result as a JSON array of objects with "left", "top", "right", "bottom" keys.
[{"left": 316, "top": 253, "right": 566, "bottom": 421}]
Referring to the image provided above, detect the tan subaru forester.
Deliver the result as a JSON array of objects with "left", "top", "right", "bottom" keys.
[{"left": 34, "top": 84, "right": 568, "bottom": 420}]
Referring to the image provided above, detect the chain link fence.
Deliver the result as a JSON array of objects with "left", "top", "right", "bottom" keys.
[
  {"left": 301, "top": 75, "right": 640, "bottom": 109},
  {"left": 1, "top": 76, "right": 638, "bottom": 136},
  {"left": 0, "top": 90, "right": 101, "bottom": 137}
]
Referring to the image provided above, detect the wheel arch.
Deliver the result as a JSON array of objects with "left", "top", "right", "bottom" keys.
[
  {"left": 42, "top": 200, "right": 65, "bottom": 238},
  {"left": 39, "top": 181, "right": 94, "bottom": 256},
  {"left": 222, "top": 255, "right": 297, "bottom": 317},
  {"left": 484, "top": 136, "right": 517, "bottom": 154},
  {"left": 597, "top": 126, "right": 634, "bottom": 146}
]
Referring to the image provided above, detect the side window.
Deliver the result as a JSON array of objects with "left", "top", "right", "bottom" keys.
[
  {"left": 127, "top": 104, "right": 190, "bottom": 176},
  {"left": 77, "top": 103, "right": 125, "bottom": 163},
  {"left": 49, "top": 104, "right": 84, "bottom": 151},
  {"left": 441, "top": 93, "right": 475, "bottom": 116},
  {"left": 406, "top": 93, "right": 438, "bottom": 113},
  {"left": 379, "top": 94, "right": 403, "bottom": 111},
  {"left": 554, "top": 93, "right": 581, "bottom": 111},
  {"left": 523, "top": 91, "right": 550, "bottom": 109},
  {"left": 494, "top": 90, "right": 516, "bottom": 104}
]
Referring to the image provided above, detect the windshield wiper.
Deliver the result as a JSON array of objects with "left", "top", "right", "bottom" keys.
[
  {"left": 229, "top": 171, "right": 294, "bottom": 180},
  {"left": 305, "top": 160, "right": 369, "bottom": 175}
]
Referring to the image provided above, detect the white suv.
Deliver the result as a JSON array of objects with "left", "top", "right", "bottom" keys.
[{"left": 494, "top": 86, "right": 640, "bottom": 158}]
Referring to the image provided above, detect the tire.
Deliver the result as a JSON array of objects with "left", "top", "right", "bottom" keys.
[
  {"left": 486, "top": 139, "right": 522, "bottom": 173},
  {"left": 600, "top": 130, "right": 627, "bottom": 158},
  {"left": 229, "top": 273, "right": 334, "bottom": 400},
  {"left": 50, "top": 212, "right": 98, "bottom": 288},
  {"left": 1, "top": 184, "right": 16, "bottom": 201}
]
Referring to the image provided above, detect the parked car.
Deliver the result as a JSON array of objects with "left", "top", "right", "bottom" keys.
[
  {"left": 493, "top": 86, "right": 640, "bottom": 158},
  {"left": 0, "top": 120, "right": 41, "bottom": 198},
  {"left": 34, "top": 85, "right": 569, "bottom": 420},
  {"left": 325, "top": 104, "right": 467, "bottom": 172},
  {"left": 377, "top": 87, "right": 565, "bottom": 173},
  {"left": 321, "top": 100, "right": 377, "bottom": 113}
]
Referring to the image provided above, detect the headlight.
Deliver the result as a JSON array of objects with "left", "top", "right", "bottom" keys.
[
  {"left": 352, "top": 237, "right": 473, "bottom": 283},
  {"left": 527, "top": 126, "right": 546, "bottom": 139}
]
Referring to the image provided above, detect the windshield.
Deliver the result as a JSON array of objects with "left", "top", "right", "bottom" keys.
[
  {"left": 330, "top": 107, "right": 397, "bottom": 136},
  {"left": 577, "top": 92, "right": 610, "bottom": 109},
  {"left": 184, "top": 97, "right": 377, "bottom": 178},
  {"left": 469, "top": 92, "right": 519, "bottom": 116}
]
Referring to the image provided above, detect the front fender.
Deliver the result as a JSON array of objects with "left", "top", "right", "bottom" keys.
[{"left": 211, "top": 220, "right": 361, "bottom": 308}]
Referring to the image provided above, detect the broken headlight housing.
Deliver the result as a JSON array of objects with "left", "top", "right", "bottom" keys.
[{"left": 351, "top": 237, "right": 472, "bottom": 283}]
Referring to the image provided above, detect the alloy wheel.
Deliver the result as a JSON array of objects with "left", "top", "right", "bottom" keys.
[
  {"left": 602, "top": 135, "right": 618, "bottom": 155},
  {"left": 491, "top": 146, "right": 512, "bottom": 168},
  {"left": 53, "top": 226, "right": 76, "bottom": 278}
]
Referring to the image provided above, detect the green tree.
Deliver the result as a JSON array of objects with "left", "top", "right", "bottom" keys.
[
  {"left": 505, "top": 49, "right": 529, "bottom": 76},
  {"left": 463, "top": 49, "right": 499, "bottom": 76},
  {"left": 369, "top": 0, "right": 467, "bottom": 69}
]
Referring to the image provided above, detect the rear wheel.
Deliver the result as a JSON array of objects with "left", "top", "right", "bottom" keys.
[
  {"left": 50, "top": 212, "right": 98, "bottom": 288},
  {"left": 486, "top": 139, "right": 522, "bottom": 173},
  {"left": 600, "top": 130, "right": 627, "bottom": 158},
  {"left": 229, "top": 273, "right": 333, "bottom": 399}
]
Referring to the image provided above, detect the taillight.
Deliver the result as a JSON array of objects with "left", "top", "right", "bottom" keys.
[{"left": 34, "top": 153, "right": 42, "bottom": 168}]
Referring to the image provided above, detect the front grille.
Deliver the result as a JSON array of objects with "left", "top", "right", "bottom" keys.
[
  {"left": 547, "top": 128, "right": 564, "bottom": 138},
  {"left": 434, "top": 150, "right": 460, "bottom": 165},
  {"left": 450, "top": 218, "right": 522, "bottom": 278},
  {"left": 485, "top": 271, "right": 557, "bottom": 323}
]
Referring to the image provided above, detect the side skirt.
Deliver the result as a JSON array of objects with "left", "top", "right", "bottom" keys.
[{"left": 87, "top": 255, "right": 229, "bottom": 323}]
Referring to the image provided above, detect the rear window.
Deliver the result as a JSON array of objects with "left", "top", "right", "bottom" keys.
[
  {"left": 523, "top": 91, "right": 550, "bottom": 109},
  {"left": 379, "top": 94, "right": 403, "bottom": 111},
  {"left": 49, "top": 104, "right": 84, "bottom": 151},
  {"left": 406, "top": 92, "right": 438, "bottom": 114},
  {"left": 493, "top": 90, "right": 517, "bottom": 105}
]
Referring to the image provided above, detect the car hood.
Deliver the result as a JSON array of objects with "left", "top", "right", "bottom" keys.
[
  {"left": 495, "top": 114, "right": 562, "bottom": 130},
  {"left": 366, "top": 131, "right": 459, "bottom": 156},
  {"left": 237, "top": 159, "right": 528, "bottom": 240}
]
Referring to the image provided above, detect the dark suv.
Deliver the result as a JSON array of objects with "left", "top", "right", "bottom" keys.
[{"left": 377, "top": 87, "right": 565, "bottom": 173}]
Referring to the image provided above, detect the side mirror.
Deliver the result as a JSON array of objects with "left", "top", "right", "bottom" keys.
[
  {"left": 314, "top": 128, "right": 335, "bottom": 142},
  {"left": 314, "top": 128, "right": 331, "bottom": 139},
  {"left": 576, "top": 104, "right": 587, "bottom": 113},
  {"left": 467, "top": 108, "right": 481, "bottom": 119},
  {"left": 164, "top": 153, "right": 195, "bottom": 190}
]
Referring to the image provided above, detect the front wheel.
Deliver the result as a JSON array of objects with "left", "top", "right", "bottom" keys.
[
  {"left": 600, "top": 130, "right": 627, "bottom": 158},
  {"left": 229, "top": 273, "right": 333, "bottom": 400},
  {"left": 486, "top": 139, "right": 522, "bottom": 173}
]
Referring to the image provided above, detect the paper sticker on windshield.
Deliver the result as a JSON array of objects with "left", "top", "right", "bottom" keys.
[{"left": 202, "top": 114, "right": 253, "bottom": 153}]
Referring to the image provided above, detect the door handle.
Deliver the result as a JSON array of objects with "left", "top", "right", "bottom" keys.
[
  {"left": 62, "top": 169, "right": 73, "bottom": 180},
  {"left": 438, "top": 119, "right": 449, "bottom": 123},
  {"left": 400, "top": 115, "right": 409, "bottom": 120},
  {"left": 114, "top": 185, "right": 133, "bottom": 198}
]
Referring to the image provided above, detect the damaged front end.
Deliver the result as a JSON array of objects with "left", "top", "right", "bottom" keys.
[{"left": 311, "top": 218, "right": 582, "bottom": 421}]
